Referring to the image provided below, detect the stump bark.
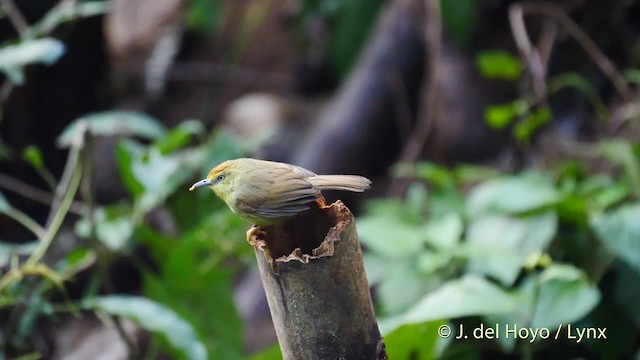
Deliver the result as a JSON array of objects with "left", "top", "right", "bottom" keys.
[{"left": 247, "top": 200, "right": 386, "bottom": 360}]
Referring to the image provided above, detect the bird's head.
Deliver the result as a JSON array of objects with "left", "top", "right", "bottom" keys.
[{"left": 189, "top": 160, "right": 237, "bottom": 201}]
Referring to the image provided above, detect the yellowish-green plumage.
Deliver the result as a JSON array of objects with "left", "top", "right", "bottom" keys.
[{"left": 189, "top": 158, "right": 371, "bottom": 225}]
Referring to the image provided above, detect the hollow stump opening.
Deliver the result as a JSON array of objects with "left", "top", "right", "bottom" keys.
[{"left": 247, "top": 200, "right": 386, "bottom": 360}]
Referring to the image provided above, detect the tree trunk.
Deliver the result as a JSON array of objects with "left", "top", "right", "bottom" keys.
[{"left": 247, "top": 200, "right": 386, "bottom": 360}]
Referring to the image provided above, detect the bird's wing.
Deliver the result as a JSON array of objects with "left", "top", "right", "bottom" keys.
[{"left": 236, "top": 164, "right": 319, "bottom": 219}]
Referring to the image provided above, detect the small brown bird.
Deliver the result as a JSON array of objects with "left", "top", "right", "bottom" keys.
[{"left": 189, "top": 158, "right": 371, "bottom": 225}]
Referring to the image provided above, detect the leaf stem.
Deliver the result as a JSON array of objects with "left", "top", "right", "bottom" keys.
[
  {"left": 25, "top": 161, "right": 82, "bottom": 267},
  {"left": 5, "top": 207, "right": 46, "bottom": 239}
]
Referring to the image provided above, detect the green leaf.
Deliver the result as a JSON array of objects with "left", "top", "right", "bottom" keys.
[
  {"left": 464, "top": 212, "right": 557, "bottom": 286},
  {"left": 186, "top": 0, "right": 221, "bottom": 33},
  {"left": 357, "top": 214, "right": 424, "bottom": 258},
  {"left": 57, "top": 111, "right": 166, "bottom": 148},
  {"left": 384, "top": 321, "right": 443, "bottom": 360},
  {"left": 454, "top": 165, "right": 500, "bottom": 183},
  {"left": 247, "top": 343, "right": 282, "bottom": 360},
  {"left": 0, "top": 241, "right": 37, "bottom": 268},
  {"left": 475, "top": 50, "right": 522, "bottom": 80},
  {"left": 21, "top": 145, "right": 44, "bottom": 169},
  {"left": 0, "top": 38, "right": 65, "bottom": 85},
  {"left": 75, "top": 205, "right": 134, "bottom": 251},
  {"left": 82, "top": 295, "right": 208, "bottom": 360},
  {"left": 513, "top": 106, "right": 552, "bottom": 142},
  {"left": 599, "top": 140, "right": 640, "bottom": 197},
  {"left": 381, "top": 275, "right": 516, "bottom": 334},
  {"left": 466, "top": 173, "right": 561, "bottom": 216},
  {"left": 376, "top": 259, "right": 439, "bottom": 314},
  {"left": 396, "top": 162, "right": 455, "bottom": 189},
  {"left": 624, "top": 68, "right": 640, "bottom": 84},
  {"left": 155, "top": 120, "right": 205, "bottom": 155},
  {"left": 530, "top": 264, "right": 600, "bottom": 329},
  {"left": 142, "top": 229, "right": 243, "bottom": 360},
  {"left": 54, "top": 247, "right": 95, "bottom": 278},
  {"left": 484, "top": 100, "right": 528, "bottom": 129},
  {"left": 590, "top": 203, "right": 640, "bottom": 274},
  {"left": 592, "top": 181, "right": 630, "bottom": 210},
  {"left": 423, "top": 212, "right": 463, "bottom": 251},
  {"left": 416, "top": 251, "right": 452, "bottom": 274},
  {"left": 115, "top": 140, "right": 146, "bottom": 196}
]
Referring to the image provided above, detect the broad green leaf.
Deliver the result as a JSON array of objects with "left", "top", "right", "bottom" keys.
[
  {"left": 0, "top": 241, "right": 37, "bottom": 268},
  {"left": 599, "top": 140, "right": 640, "bottom": 197},
  {"left": 358, "top": 215, "right": 424, "bottom": 258},
  {"left": 381, "top": 276, "right": 516, "bottom": 334},
  {"left": 376, "top": 259, "right": 438, "bottom": 314},
  {"left": 57, "top": 111, "right": 166, "bottom": 148},
  {"left": 21, "top": 145, "right": 44, "bottom": 169},
  {"left": 531, "top": 264, "right": 600, "bottom": 329},
  {"left": 466, "top": 173, "right": 561, "bottom": 216},
  {"left": 475, "top": 50, "right": 522, "bottom": 80},
  {"left": 590, "top": 203, "right": 640, "bottom": 274},
  {"left": 384, "top": 321, "right": 444, "bottom": 360},
  {"left": 135, "top": 149, "right": 189, "bottom": 213},
  {"left": 592, "top": 182, "right": 630, "bottom": 210},
  {"left": 115, "top": 140, "right": 145, "bottom": 196},
  {"left": 416, "top": 251, "right": 452, "bottom": 274},
  {"left": 75, "top": 206, "right": 134, "bottom": 251},
  {"left": 0, "top": 38, "right": 65, "bottom": 85},
  {"left": 484, "top": 100, "right": 527, "bottom": 129},
  {"left": 464, "top": 212, "right": 557, "bottom": 286},
  {"left": 82, "top": 296, "right": 208, "bottom": 360},
  {"left": 142, "top": 230, "right": 243, "bottom": 360},
  {"left": 406, "top": 183, "right": 429, "bottom": 218},
  {"left": 514, "top": 106, "right": 552, "bottom": 142},
  {"left": 423, "top": 212, "right": 463, "bottom": 250}
]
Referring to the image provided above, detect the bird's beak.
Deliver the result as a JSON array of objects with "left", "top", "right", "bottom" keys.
[{"left": 189, "top": 178, "right": 214, "bottom": 191}]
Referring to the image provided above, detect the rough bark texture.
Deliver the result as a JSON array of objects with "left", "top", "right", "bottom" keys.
[{"left": 247, "top": 200, "right": 386, "bottom": 360}]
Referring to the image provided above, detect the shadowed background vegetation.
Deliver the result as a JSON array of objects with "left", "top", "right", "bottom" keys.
[{"left": 0, "top": 0, "right": 639, "bottom": 359}]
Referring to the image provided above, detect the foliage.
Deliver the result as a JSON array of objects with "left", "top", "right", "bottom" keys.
[
  {"left": 0, "top": 104, "right": 253, "bottom": 359},
  {"left": 297, "top": 0, "right": 384, "bottom": 78},
  {"left": 358, "top": 142, "right": 640, "bottom": 358}
]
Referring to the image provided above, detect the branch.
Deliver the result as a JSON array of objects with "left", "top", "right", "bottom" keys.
[
  {"left": 0, "top": 173, "right": 87, "bottom": 216},
  {"left": 0, "top": 0, "right": 29, "bottom": 35},
  {"left": 399, "top": 0, "right": 442, "bottom": 164},
  {"left": 509, "top": 1, "right": 633, "bottom": 101},
  {"left": 248, "top": 201, "right": 386, "bottom": 359}
]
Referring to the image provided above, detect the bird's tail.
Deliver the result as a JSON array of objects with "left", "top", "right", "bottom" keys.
[{"left": 307, "top": 175, "right": 371, "bottom": 192}]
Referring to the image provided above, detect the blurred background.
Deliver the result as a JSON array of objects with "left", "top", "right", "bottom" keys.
[{"left": 0, "top": 0, "right": 639, "bottom": 359}]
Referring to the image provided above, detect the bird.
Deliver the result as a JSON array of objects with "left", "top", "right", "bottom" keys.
[{"left": 189, "top": 158, "right": 371, "bottom": 225}]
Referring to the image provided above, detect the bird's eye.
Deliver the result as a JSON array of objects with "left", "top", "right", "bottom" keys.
[{"left": 217, "top": 174, "right": 225, "bottom": 182}]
